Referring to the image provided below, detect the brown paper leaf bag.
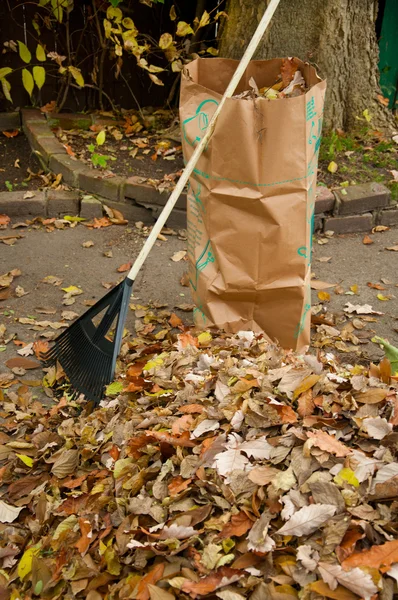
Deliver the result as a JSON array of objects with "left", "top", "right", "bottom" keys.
[{"left": 180, "top": 57, "right": 326, "bottom": 351}]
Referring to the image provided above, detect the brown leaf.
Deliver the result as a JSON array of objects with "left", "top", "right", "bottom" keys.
[
  {"left": 117, "top": 262, "right": 132, "bottom": 273},
  {"left": 342, "top": 538, "right": 398, "bottom": 570},
  {"left": 354, "top": 388, "right": 388, "bottom": 404},
  {"left": 310, "top": 280, "right": 336, "bottom": 290},
  {"left": 306, "top": 430, "right": 351, "bottom": 457},
  {"left": 248, "top": 465, "right": 279, "bottom": 486},
  {"left": 182, "top": 567, "right": 243, "bottom": 598},
  {"left": 136, "top": 564, "right": 165, "bottom": 600},
  {"left": 297, "top": 388, "right": 315, "bottom": 417},
  {"left": 362, "top": 235, "right": 373, "bottom": 245},
  {"left": 63, "top": 144, "right": 75, "bottom": 157},
  {"left": 51, "top": 449, "right": 79, "bottom": 478},
  {"left": 218, "top": 511, "right": 253, "bottom": 539},
  {"left": 281, "top": 57, "right": 298, "bottom": 87},
  {"left": 179, "top": 404, "right": 204, "bottom": 414},
  {"left": 180, "top": 272, "right": 190, "bottom": 286},
  {"left": 386, "top": 246, "right": 398, "bottom": 252},
  {"left": 335, "top": 529, "right": 363, "bottom": 563},
  {"left": 5, "top": 357, "right": 40, "bottom": 370}
]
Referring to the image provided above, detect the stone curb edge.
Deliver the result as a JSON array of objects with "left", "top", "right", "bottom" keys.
[{"left": 1, "top": 110, "right": 398, "bottom": 234}]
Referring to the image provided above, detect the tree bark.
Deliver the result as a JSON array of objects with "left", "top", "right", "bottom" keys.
[{"left": 219, "top": 0, "right": 394, "bottom": 131}]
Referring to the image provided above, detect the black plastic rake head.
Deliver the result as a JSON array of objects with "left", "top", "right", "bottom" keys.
[{"left": 40, "top": 278, "right": 133, "bottom": 404}]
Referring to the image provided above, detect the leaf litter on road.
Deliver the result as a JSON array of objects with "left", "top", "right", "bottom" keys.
[{"left": 0, "top": 320, "right": 398, "bottom": 599}]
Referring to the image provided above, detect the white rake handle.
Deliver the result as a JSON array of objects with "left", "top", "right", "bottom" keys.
[{"left": 127, "top": 0, "right": 282, "bottom": 282}]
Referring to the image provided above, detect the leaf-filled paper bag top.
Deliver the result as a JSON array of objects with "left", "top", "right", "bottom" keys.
[{"left": 180, "top": 58, "right": 326, "bottom": 350}]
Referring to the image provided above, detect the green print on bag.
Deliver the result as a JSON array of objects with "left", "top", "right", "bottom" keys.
[
  {"left": 189, "top": 239, "right": 215, "bottom": 292},
  {"left": 182, "top": 98, "right": 219, "bottom": 147}
]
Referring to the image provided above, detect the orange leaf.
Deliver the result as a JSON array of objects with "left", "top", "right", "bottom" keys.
[
  {"left": 297, "top": 388, "right": 315, "bottom": 417},
  {"left": 182, "top": 567, "right": 243, "bottom": 598},
  {"left": 178, "top": 332, "right": 199, "bottom": 348},
  {"left": 146, "top": 430, "right": 196, "bottom": 448},
  {"left": 124, "top": 377, "right": 145, "bottom": 392},
  {"left": 151, "top": 152, "right": 158, "bottom": 161},
  {"left": 33, "top": 339, "right": 50, "bottom": 359},
  {"left": 218, "top": 511, "right": 253, "bottom": 539},
  {"left": 127, "top": 434, "right": 150, "bottom": 459},
  {"left": 75, "top": 518, "right": 92, "bottom": 554},
  {"left": 136, "top": 563, "right": 165, "bottom": 600},
  {"left": 363, "top": 235, "right": 374, "bottom": 245},
  {"left": 172, "top": 414, "right": 194, "bottom": 434},
  {"left": 169, "top": 312, "right": 182, "bottom": 328},
  {"left": 306, "top": 430, "right": 351, "bottom": 457},
  {"left": 0, "top": 215, "right": 10, "bottom": 227},
  {"left": 367, "top": 282, "right": 385, "bottom": 290},
  {"left": 336, "top": 529, "right": 363, "bottom": 563},
  {"left": 179, "top": 404, "right": 204, "bottom": 414},
  {"left": 168, "top": 475, "right": 192, "bottom": 497},
  {"left": 40, "top": 100, "right": 56, "bottom": 113},
  {"left": 63, "top": 144, "right": 75, "bottom": 157},
  {"left": 117, "top": 262, "right": 132, "bottom": 273},
  {"left": 281, "top": 57, "right": 298, "bottom": 87},
  {"left": 342, "top": 539, "right": 398, "bottom": 570},
  {"left": 2, "top": 130, "right": 19, "bottom": 138},
  {"left": 109, "top": 444, "right": 120, "bottom": 461},
  {"left": 127, "top": 362, "right": 145, "bottom": 378},
  {"left": 61, "top": 473, "right": 89, "bottom": 489},
  {"left": 92, "top": 217, "right": 111, "bottom": 229},
  {"left": 274, "top": 404, "right": 298, "bottom": 424}
]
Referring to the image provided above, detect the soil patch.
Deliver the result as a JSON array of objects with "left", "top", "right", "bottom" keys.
[
  {"left": 54, "top": 109, "right": 184, "bottom": 186},
  {"left": 0, "top": 132, "right": 42, "bottom": 191},
  {"left": 318, "top": 129, "right": 398, "bottom": 201}
]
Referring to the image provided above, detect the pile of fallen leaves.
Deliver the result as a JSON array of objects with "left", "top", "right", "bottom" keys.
[
  {"left": 1, "top": 326, "right": 398, "bottom": 600},
  {"left": 234, "top": 58, "right": 308, "bottom": 101}
]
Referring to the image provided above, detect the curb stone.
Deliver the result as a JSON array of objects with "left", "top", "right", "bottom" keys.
[{"left": 1, "top": 110, "right": 394, "bottom": 234}]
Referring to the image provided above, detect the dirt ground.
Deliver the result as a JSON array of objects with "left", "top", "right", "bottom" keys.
[{"left": 0, "top": 133, "right": 42, "bottom": 191}]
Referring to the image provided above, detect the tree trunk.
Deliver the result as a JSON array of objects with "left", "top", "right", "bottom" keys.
[{"left": 219, "top": 0, "right": 394, "bottom": 131}]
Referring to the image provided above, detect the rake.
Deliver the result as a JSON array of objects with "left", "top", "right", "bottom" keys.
[{"left": 40, "top": 0, "right": 282, "bottom": 404}]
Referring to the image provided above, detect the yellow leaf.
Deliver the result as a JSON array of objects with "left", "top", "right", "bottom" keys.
[
  {"left": 68, "top": 66, "right": 84, "bottom": 88},
  {"left": 0, "top": 67, "right": 13, "bottom": 80},
  {"left": 22, "top": 69, "right": 34, "bottom": 97},
  {"left": 18, "top": 41, "right": 32, "bottom": 64},
  {"left": 293, "top": 374, "right": 320, "bottom": 400},
  {"left": 170, "top": 5, "right": 177, "bottom": 20},
  {"left": 61, "top": 285, "right": 82, "bottom": 294},
  {"left": 159, "top": 33, "right": 173, "bottom": 50},
  {"left": 16, "top": 454, "right": 33, "bottom": 468},
  {"left": 144, "top": 356, "right": 165, "bottom": 371},
  {"left": 198, "top": 331, "right": 212, "bottom": 344},
  {"left": 149, "top": 73, "right": 164, "bottom": 86},
  {"left": 96, "top": 130, "right": 106, "bottom": 146},
  {"left": 377, "top": 294, "right": 390, "bottom": 301},
  {"left": 328, "top": 161, "right": 338, "bottom": 174},
  {"left": 318, "top": 290, "right": 330, "bottom": 302},
  {"left": 334, "top": 468, "right": 359, "bottom": 488},
  {"left": 33, "top": 66, "right": 45, "bottom": 90},
  {"left": 1, "top": 78, "right": 12, "bottom": 103},
  {"left": 176, "top": 21, "right": 194, "bottom": 36},
  {"left": 99, "top": 540, "right": 107, "bottom": 555},
  {"left": 350, "top": 284, "right": 359, "bottom": 294},
  {"left": 106, "top": 6, "right": 123, "bottom": 22},
  {"left": 363, "top": 109, "right": 372, "bottom": 123},
  {"left": 51, "top": 0, "right": 63, "bottom": 23},
  {"left": 198, "top": 10, "right": 210, "bottom": 28},
  {"left": 18, "top": 546, "right": 40, "bottom": 580},
  {"left": 207, "top": 47, "right": 219, "bottom": 56},
  {"left": 36, "top": 44, "right": 46, "bottom": 62},
  {"left": 122, "top": 17, "right": 137, "bottom": 32}
]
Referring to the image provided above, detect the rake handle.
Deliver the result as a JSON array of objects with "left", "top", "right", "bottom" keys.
[{"left": 126, "top": 0, "right": 281, "bottom": 283}]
